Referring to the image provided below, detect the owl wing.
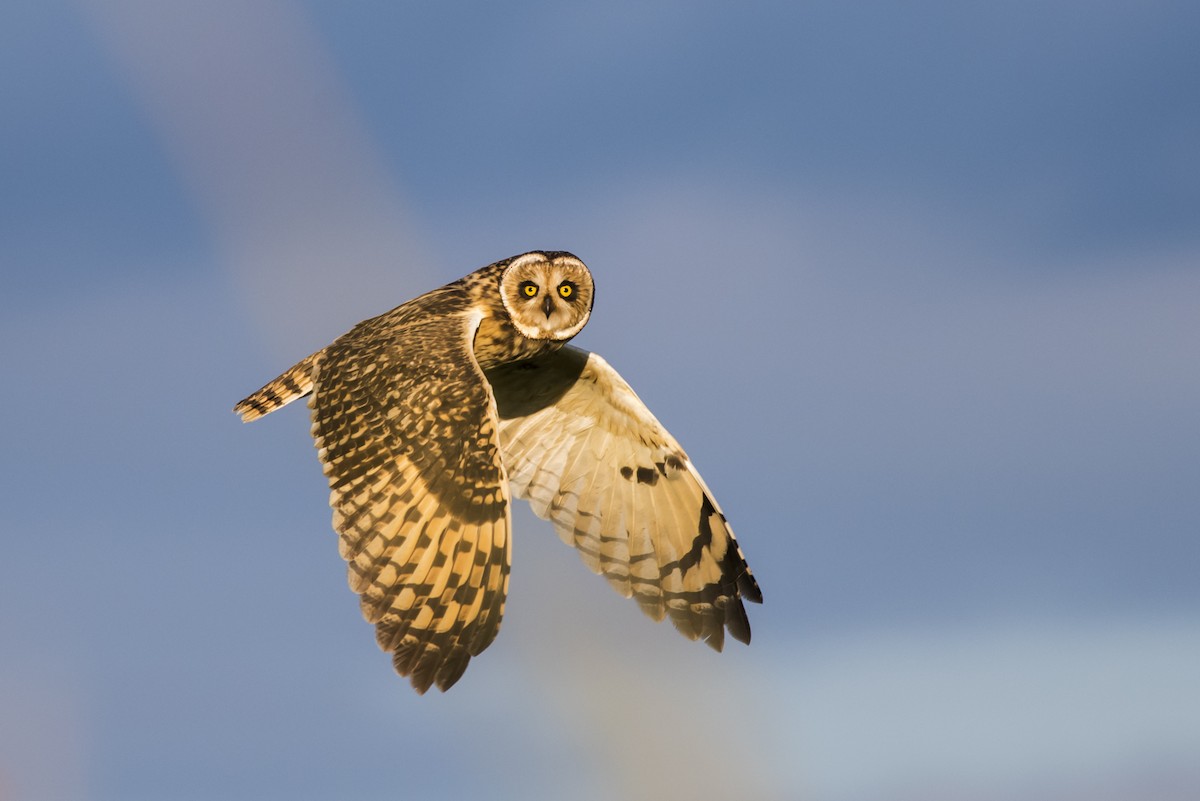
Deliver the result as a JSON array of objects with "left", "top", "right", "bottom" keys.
[
  {"left": 310, "top": 307, "right": 511, "bottom": 694},
  {"left": 485, "top": 346, "right": 762, "bottom": 651}
]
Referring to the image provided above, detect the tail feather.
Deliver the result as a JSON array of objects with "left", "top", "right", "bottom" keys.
[{"left": 234, "top": 352, "right": 320, "bottom": 422}]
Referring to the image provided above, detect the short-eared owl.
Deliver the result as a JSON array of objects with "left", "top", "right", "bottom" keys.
[{"left": 235, "top": 251, "right": 761, "bottom": 693}]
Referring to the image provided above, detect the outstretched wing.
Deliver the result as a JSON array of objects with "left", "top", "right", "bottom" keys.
[
  {"left": 311, "top": 308, "right": 511, "bottom": 693},
  {"left": 485, "top": 346, "right": 762, "bottom": 651}
]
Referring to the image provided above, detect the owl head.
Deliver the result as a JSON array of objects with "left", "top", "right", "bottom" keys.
[{"left": 499, "top": 251, "right": 594, "bottom": 341}]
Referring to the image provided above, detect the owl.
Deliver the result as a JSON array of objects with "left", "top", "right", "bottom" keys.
[{"left": 234, "top": 251, "right": 761, "bottom": 693}]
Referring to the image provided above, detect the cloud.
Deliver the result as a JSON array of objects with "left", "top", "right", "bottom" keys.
[
  {"left": 80, "top": 0, "right": 438, "bottom": 358},
  {"left": 768, "top": 616, "right": 1200, "bottom": 801},
  {"left": 492, "top": 516, "right": 1200, "bottom": 801}
]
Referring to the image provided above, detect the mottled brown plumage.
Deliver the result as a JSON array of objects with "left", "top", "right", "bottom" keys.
[{"left": 235, "top": 251, "right": 760, "bottom": 693}]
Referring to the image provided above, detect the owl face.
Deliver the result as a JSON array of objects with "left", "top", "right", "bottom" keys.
[{"left": 498, "top": 252, "right": 594, "bottom": 341}]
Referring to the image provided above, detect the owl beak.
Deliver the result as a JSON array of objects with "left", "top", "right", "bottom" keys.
[{"left": 542, "top": 295, "right": 554, "bottom": 318}]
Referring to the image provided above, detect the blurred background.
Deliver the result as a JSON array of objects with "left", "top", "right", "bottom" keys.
[{"left": 2, "top": 1, "right": 1198, "bottom": 799}]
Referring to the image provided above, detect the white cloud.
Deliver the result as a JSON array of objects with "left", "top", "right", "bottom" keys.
[{"left": 766, "top": 617, "right": 1200, "bottom": 801}]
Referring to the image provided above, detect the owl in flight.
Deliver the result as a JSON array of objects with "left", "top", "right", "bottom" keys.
[{"left": 235, "top": 251, "right": 761, "bottom": 693}]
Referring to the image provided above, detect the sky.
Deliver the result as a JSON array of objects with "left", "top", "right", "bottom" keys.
[{"left": 1, "top": 1, "right": 1198, "bottom": 799}]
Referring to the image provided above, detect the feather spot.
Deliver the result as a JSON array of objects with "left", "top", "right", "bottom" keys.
[{"left": 635, "top": 466, "right": 658, "bottom": 485}]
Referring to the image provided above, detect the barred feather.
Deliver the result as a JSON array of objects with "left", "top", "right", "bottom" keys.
[{"left": 234, "top": 352, "right": 319, "bottom": 422}]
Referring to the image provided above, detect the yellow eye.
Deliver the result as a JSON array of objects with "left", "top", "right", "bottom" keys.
[
  {"left": 558, "top": 283, "right": 574, "bottom": 299},
  {"left": 519, "top": 281, "right": 538, "bottom": 297}
]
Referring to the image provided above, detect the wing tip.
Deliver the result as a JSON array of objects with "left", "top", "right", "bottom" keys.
[
  {"left": 739, "top": 571, "right": 764, "bottom": 605},
  {"left": 392, "top": 638, "right": 472, "bottom": 695},
  {"left": 233, "top": 352, "right": 319, "bottom": 423},
  {"left": 725, "top": 598, "right": 753, "bottom": 646},
  {"left": 232, "top": 399, "right": 265, "bottom": 423}
]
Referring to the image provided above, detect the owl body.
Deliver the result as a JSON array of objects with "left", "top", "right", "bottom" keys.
[{"left": 236, "top": 251, "right": 761, "bottom": 693}]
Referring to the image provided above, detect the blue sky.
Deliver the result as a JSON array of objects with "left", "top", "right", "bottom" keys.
[{"left": 2, "top": 2, "right": 1198, "bottom": 799}]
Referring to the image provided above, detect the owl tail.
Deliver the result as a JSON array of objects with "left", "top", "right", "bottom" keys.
[{"left": 234, "top": 352, "right": 319, "bottom": 422}]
